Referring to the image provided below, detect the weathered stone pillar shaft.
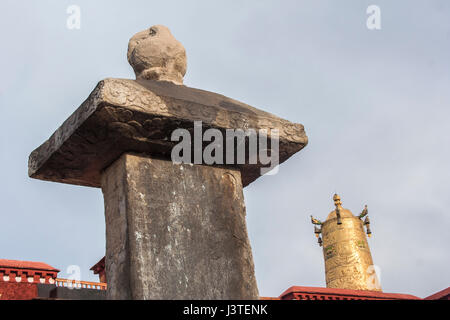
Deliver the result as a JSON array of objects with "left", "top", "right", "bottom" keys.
[{"left": 101, "top": 153, "right": 259, "bottom": 299}]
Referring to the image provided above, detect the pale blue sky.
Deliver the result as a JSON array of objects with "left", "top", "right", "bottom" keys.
[{"left": 1, "top": 0, "right": 449, "bottom": 298}]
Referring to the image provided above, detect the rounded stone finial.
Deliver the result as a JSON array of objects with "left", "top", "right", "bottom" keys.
[{"left": 127, "top": 25, "right": 187, "bottom": 85}]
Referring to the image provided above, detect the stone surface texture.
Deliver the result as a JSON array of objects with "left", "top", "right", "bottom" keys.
[
  {"left": 101, "top": 153, "right": 259, "bottom": 299},
  {"left": 128, "top": 25, "right": 187, "bottom": 85},
  {"left": 28, "top": 25, "right": 308, "bottom": 300},
  {"left": 28, "top": 78, "right": 308, "bottom": 188}
]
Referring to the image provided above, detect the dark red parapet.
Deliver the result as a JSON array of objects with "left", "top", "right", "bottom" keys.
[
  {"left": 425, "top": 287, "right": 450, "bottom": 300},
  {"left": 279, "top": 286, "right": 421, "bottom": 300}
]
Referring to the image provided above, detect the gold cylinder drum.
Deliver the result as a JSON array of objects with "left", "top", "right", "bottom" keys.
[{"left": 321, "top": 215, "right": 381, "bottom": 291}]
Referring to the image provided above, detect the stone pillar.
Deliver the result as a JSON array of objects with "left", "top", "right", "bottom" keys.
[
  {"left": 28, "top": 25, "right": 308, "bottom": 299},
  {"left": 101, "top": 153, "right": 258, "bottom": 299}
]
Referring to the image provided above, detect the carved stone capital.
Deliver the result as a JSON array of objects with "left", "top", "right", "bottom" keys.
[{"left": 28, "top": 78, "right": 308, "bottom": 188}]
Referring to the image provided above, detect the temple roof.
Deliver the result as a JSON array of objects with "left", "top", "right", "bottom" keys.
[
  {"left": 424, "top": 287, "right": 450, "bottom": 300},
  {"left": 0, "top": 259, "right": 59, "bottom": 272}
]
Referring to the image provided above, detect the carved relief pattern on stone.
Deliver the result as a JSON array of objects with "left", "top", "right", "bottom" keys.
[
  {"left": 102, "top": 79, "right": 307, "bottom": 145},
  {"left": 102, "top": 79, "right": 169, "bottom": 114}
]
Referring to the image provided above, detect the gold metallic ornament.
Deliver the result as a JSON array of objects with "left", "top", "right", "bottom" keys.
[{"left": 311, "top": 194, "right": 381, "bottom": 291}]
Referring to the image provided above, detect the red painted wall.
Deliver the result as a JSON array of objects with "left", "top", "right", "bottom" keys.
[{"left": 0, "top": 282, "right": 38, "bottom": 300}]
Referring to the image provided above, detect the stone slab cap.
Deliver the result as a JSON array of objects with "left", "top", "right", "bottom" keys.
[{"left": 28, "top": 78, "right": 308, "bottom": 188}]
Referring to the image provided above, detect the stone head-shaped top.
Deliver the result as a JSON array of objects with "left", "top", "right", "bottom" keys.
[{"left": 127, "top": 25, "right": 187, "bottom": 85}]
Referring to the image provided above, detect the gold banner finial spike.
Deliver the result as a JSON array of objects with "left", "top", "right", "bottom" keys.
[
  {"left": 359, "top": 205, "right": 368, "bottom": 219},
  {"left": 314, "top": 226, "right": 322, "bottom": 238},
  {"left": 333, "top": 194, "right": 342, "bottom": 225},
  {"left": 333, "top": 193, "right": 342, "bottom": 207},
  {"left": 364, "top": 216, "right": 372, "bottom": 237},
  {"left": 310, "top": 215, "right": 322, "bottom": 225}
]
